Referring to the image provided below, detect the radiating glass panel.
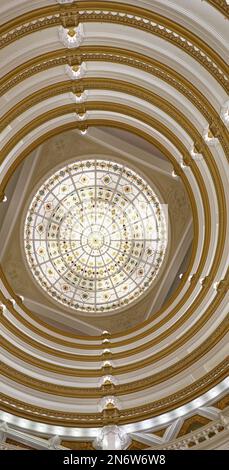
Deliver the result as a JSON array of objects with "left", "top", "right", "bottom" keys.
[{"left": 24, "top": 160, "right": 167, "bottom": 313}]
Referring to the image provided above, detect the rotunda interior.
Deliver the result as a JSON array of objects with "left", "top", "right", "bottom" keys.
[{"left": 0, "top": 0, "right": 228, "bottom": 452}]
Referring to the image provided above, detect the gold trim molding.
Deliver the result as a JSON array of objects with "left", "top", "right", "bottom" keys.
[
  {"left": 0, "top": 314, "right": 228, "bottom": 390},
  {"left": 0, "top": 48, "right": 227, "bottom": 157},
  {"left": 206, "top": 0, "right": 229, "bottom": 17},
  {"left": 0, "top": 3, "right": 228, "bottom": 91},
  {"left": 0, "top": 0, "right": 228, "bottom": 431},
  {"left": 0, "top": 359, "right": 228, "bottom": 426}
]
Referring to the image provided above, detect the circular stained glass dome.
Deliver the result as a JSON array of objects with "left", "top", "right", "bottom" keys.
[{"left": 24, "top": 160, "right": 167, "bottom": 313}]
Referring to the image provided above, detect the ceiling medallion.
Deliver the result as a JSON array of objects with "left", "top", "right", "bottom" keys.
[{"left": 24, "top": 160, "right": 167, "bottom": 313}]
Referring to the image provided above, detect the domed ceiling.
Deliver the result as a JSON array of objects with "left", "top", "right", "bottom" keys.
[
  {"left": 0, "top": 0, "right": 228, "bottom": 451},
  {"left": 24, "top": 158, "right": 167, "bottom": 314},
  {"left": 1, "top": 127, "right": 192, "bottom": 333}
]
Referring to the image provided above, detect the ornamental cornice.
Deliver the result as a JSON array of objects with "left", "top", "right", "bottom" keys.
[
  {"left": 0, "top": 3, "right": 228, "bottom": 92},
  {"left": 0, "top": 79, "right": 226, "bottom": 159},
  {"left": 0, "top": 359, "right": 228, "bottom": 426},
  {"left": 0, "top": 48, "right": 228, "bottom": 156},
  {"left": 217, "top": 276, "right": 229, "bottom": 294},
  {"left": 0, "top": 47, "right": 211, "bottom": 115},
  {"left": 206, "top": 0, "right": 229, "bottom": 17},
  {"left": 0, "top": 314, "right": 227, "bottom": 393}
]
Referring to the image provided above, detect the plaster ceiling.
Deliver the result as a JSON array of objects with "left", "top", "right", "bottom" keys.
[
  {"left": 0, "top": 0, "right": 228, "bottom": 446},
  {"left": 0, "top": 127, "right": 192, "bottom": 334}
]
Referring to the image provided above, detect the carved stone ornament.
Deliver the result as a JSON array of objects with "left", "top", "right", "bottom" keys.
[
  {"left": 98, "top": 396, "right": 120, "bottom": 413},
  {"left": 65, "top": 62, "right": 87, "bottom": 80},
  {"left": 220, "top": 100, "right": 229, "bottom": 126},
  {"left": 58, "top": 24, "right": 83, "bottom": 48},
  {"left": 0, "top": 422, "right": 8, "bottom": 443},
  {"left": 94, "top": 425, "right": 131, "bottom": 450}
]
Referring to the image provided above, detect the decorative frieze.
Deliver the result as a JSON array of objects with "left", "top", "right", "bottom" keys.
[
  {"left": 155, "top": 421, "right": 226, "bottom": 450},
  {"left": 0, "top": 8, "right": 228, "bottom": 92},
  {"left": 0, "top": 49, "right": 218, "bottom": 130}
]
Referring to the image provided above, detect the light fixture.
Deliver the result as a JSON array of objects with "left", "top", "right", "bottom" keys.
[
  {"left": 103, "top": 377, "right": 114, "bottom": 385},
  {"left": 203, "top": 127, "right": 218, "bottom": 144},
  {"left": 57, "top": 0, "right": 74, "bottom": 4},
  {"left": 24, "top": 160, "right": 167, "bottom": 313},
  {"left": 17, "top": 295, "right": 24, "bottom": 302},
  {"left": 98, "top": 375, "right": 117, "bottom": 387},
  {"left": 67, "top": 28, "right": 76, "bottom": 38}
]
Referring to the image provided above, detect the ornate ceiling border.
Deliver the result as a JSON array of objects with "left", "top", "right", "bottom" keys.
[
  {"left": 0, "top": 47, "right": 227, "bottom": 157},
  {"left": 0, "top": 3, "right": 228, "bottom": 91},
  {"left": 0, "top": 312, "right": 228, "bottom": 388},
  {"left": 0, "top": 359, "right": 228, "bottom": 426},
  {"left": 206, "top": 0, "right": 229, "bottom": 17},
  {"left": 0, "top": 1, "right": 228, "bottom": 429}
]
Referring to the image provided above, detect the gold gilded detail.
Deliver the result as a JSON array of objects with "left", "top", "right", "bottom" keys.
[
  {"left": 0, "top": 4, "right": 228, "bottom": 91},
  {"left": 0, "top": 359, "right": 227, "bottom": 426}
]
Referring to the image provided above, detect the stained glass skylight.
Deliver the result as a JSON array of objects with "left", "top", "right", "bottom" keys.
[{"left": 24, "top": 160, "right": 167, "bottom": 313}]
